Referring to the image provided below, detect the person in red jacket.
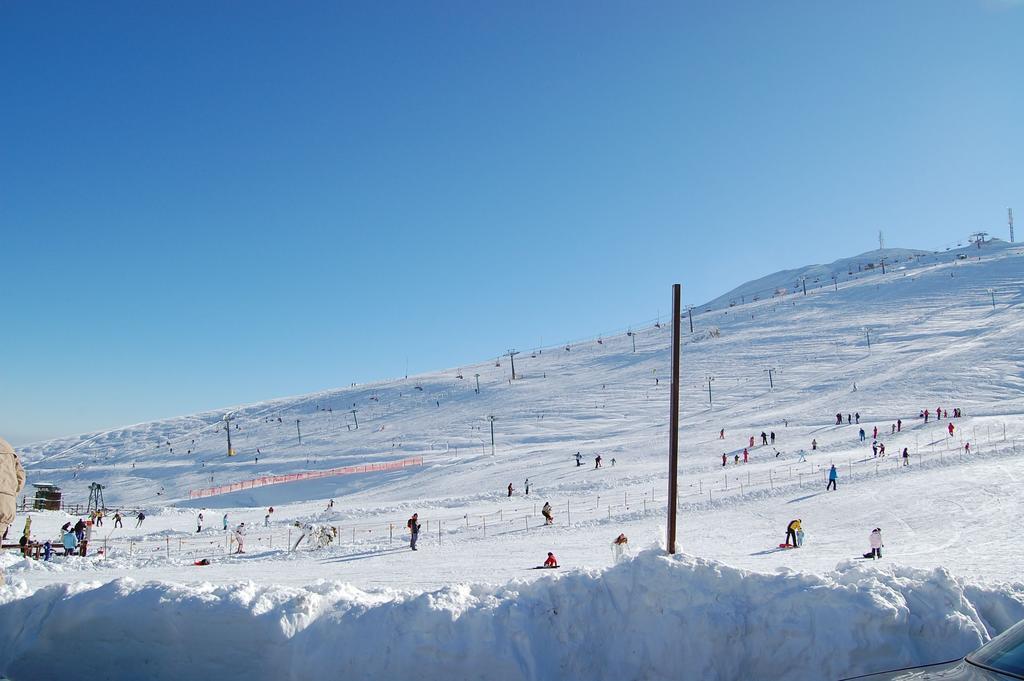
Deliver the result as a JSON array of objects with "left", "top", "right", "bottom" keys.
[
  {"left": 543, "top": 552, "right": 558, "bottom": 568},
  {"left": 948, "top": 422, "right": 955, "bottom": 437}
]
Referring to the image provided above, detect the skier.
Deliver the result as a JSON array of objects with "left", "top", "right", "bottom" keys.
[
  {"left": 859, "top": 428, "right": 866, "bottom": 443},
  {"left": 964, "top": 442, "right": 971, "bottom": 454},
  {"left": 507, "top": 483, "right": 514, "bottom": 498},
  {"left": 575, "top": 452, "right": 582, "bottom": 467},
  {"left": 542, "top": 552, "right": 559, "bottom": 568},
  {"left": 811, "top": 439, "right": 818, "bottom": 451},
  {"left": 611, "top": 458, "right": 616, "bottom": 467},
  {"left": 847, "top": 414, "right": 852, "bottom": 424},
  {"left": 784, "top": 519, "right": 802, "bottom": 548},
  {"left": 855, "top": 413, "right": 860, "bottom": 424},
  {"left": 407, "top": 513, "right": 420, "bottom": 551},
  {"left": 722, "top": 453, "right": 727, "bottom": 467},
  {"left": 196, "top": 513, "right": 204, "bottom": 533},
  {"left": 761, "top": 432, "right": 768, "bottom": 446},
  {"left": 924, "top": 409, "right": 930, "bottom": 424},
  {"left": 113, "top": 512, "right": 123, "bottom": 528},
  {"left": 595, "top": 454, "right": 602, "bottom": 469},
  {"left": 897, "top": 418, "right": 902, "bottom": 432},
  {"left": 872, "top": 441, "right": 878, "bottom": 457},
  {"left": 863, "top": 528, "right": 883, "bottom": 559},
  {"left": 879, "top": 443, "right": 886, "bottom": 457},
  {"left": 743, "top": 448, "right": 749, "bottom": 463},
  {"left": 541, "top": 502, "right": 553, "bottom": 525},
  {"left": 719, "top": 429, "right": 725, "bottom": 439},
  {"left": 770, "top": 432, "right": 776, "bottom": 445},
  {"left": 525, "top": 478, "right": 530, "bottom": 495},
  {"left": 734, "top": 453, "right": 740, "bottom": 465},
  {"left": 222, "top": 513, "right": 228, "bottom": 531},
  {"left": 749, "top": 436, "right": 755, "bottom": 448},
  {"left": 835, "top": 413, "right": 842, "bottom": 425},
  {"left": 827, "top": 464, "right": 838, "bottom": 491},
  {"left": 872, "top": 426, "right": 878, "bottom": 439},
  {"left": 327, "top": 499, "right": 334, "bottom": 510},
  {"left": 233, "top": 523, "right": 246, "bottom": 554},
  {"left": 902, "top": 448, "right": 910, "bottom": 466},
  {"left": 797, "top": 450, "right": 807, "bottom": 462},
  {"left": 264, "top": 513, "right": 270, "bottom": 527},
  {"left": 948, "top": 422, "right": 955, "bottom": 437}
]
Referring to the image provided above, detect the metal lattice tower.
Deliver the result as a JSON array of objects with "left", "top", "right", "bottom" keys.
[
  {"left": 87, "top": 482, "right": 105, "bottom": 513},
  {"left": 1010, "top": 208, "right": 1015, "bottom": 243}
]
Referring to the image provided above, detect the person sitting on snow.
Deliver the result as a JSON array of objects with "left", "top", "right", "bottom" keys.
[{"left": 543, "top": 552, "right": 558, "bottom": 568}]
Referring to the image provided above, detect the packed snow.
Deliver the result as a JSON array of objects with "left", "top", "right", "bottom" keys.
[{"left": 3, "top": 240, "right": 1024, "bottom": 680}]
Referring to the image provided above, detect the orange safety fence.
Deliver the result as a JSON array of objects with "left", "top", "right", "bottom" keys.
[{"left": 187, "top": 456, "right": 424, "bottom": 500}]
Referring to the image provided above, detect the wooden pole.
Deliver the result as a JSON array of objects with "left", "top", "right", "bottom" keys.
[{"left": 667, "top": 283, "right": 681, "bottom": 554}]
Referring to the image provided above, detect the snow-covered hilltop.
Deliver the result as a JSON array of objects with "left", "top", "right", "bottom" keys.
[
  {"left": 18, "top": 239, "right": 1024, "bottom": 510},
  {"left": 4, "top": 239, "right": 1024, "bottom": 681}
]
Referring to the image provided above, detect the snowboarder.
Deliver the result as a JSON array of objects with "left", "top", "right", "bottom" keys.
[
  {"left": 575, "top": 452, "right": 582, "bottom": 467},
  {"left": 827, "top": 464, "right": 838, "bottom": 491},
  {"left": 784, "top": 519, "right": 802, "bottom": 548},
  {"left": 196, "top": 513, "right": 203, "bottom": 533},
  {"left": 408, "top": 513, "right": 420, "bottom": 551},
  {"left": 543, "top": 552, "right": 558, "bottom": 568},
  {"left": 507, "top": 483, "right": 514, "bottom": 497},
  {"left": 863, "top": 528, "right": 883, "bottom": 559},
  {"left": 541, "top": 502, "right": 553, "bottom": 525},
  {"left": 859, "top": 428, "right": 866, "bottom": 443},
  {"left": 761, "top": 432, "right": 768, "bottom": 446}
]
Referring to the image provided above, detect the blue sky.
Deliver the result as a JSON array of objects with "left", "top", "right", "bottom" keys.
[{"left": 2, "top": 1, "right": 1021, "bottom": 445}]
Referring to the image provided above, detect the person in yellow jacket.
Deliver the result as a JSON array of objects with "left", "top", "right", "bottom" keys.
[
  {"left": 1, "top": 436, "right": 28, "bottom": 585},
  {"left": 785, "top": 519, "right": 802, "bottom": 548}
]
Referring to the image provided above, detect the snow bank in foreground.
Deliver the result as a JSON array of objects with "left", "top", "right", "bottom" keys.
[{"left": 2, "top": 551, "right": 1023, "bottom": 681}]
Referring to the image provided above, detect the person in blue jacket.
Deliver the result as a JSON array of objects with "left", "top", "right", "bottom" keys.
[
  {"left": 827, "top": 464, "right": 838, "bottom": 491},
  {"left": 62, "top": 530, "right": 77, "bottom": 556}
]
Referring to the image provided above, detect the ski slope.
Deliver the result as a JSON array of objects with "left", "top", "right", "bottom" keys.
[{"left": 3, "top": 240, "right": 1024, "bottom": 681}]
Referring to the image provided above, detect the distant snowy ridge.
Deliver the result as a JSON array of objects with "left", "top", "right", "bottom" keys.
[{"left": 1, "top": 550, "right": 1022, "bottom": 681}]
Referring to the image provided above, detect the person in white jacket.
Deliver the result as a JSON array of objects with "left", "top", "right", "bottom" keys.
[
  {"left": 865, "top": 528, "right": 884, "bottom": 559},
  {"left": 1, "top": 437, "right": 27, "bottom": 585},
  {"left": 233, "top": 523, "right": 247, "bottom": 554}
]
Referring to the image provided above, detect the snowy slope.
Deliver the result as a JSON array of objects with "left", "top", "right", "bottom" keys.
[{"left": 4, "top": 240, "right": 1024, "bottom": 680}]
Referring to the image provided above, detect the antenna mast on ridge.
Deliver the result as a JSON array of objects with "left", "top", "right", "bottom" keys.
[
  {"left": 1010, "top": 208, "right": 1015, "bottom": 243},
  {"left": 878, "top": 230, "right": 885, "bottom": 251}
]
